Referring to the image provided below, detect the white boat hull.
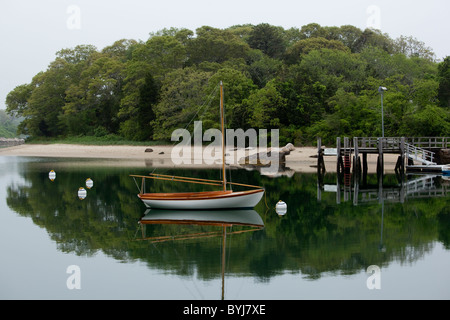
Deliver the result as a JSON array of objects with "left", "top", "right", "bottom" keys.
[
  {"left": 139, "top": 189, "right": 265, "bottom": 210},
  {"left": 140, "top": 209, "right": 264, "bottom": 227}
]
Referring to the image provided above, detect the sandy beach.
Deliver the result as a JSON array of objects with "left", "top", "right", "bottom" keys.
[{"left": 0, "top": 143, "right": 400, "bottom": 174}]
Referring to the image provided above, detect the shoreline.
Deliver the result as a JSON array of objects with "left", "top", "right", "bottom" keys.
[{"left": 0, "top": 143, "right": 401, "bottom": 173}]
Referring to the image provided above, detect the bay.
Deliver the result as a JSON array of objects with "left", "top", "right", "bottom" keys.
[{"left": 0, "top": 156, "right": 449, "bottom": 300}]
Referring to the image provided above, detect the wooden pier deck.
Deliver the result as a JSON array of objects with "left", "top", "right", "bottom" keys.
[{"left": 317, "top": 137, "right": 449, "bottom": 176}]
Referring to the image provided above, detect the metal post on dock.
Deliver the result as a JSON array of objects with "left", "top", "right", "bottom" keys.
[{"left": 377, "top": 137, "right": 384, "bottom": 181}]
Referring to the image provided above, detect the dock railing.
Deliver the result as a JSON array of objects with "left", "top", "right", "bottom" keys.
[
  {"left": 349, "top": 137, "right": 449, "bottom": 151},
  {"left": 405, "top": 143, "right": 436, "bottom": 165},
  {"left": 353, "top": 137, "right": 403, "bottom": 149},
  {"left": 406, "top": 137, "right": 449, "bottom": 149}
]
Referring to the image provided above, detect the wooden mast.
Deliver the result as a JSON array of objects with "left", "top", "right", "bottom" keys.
[{"left": 220, "top": 81, "right": 227, "bottom": 191}]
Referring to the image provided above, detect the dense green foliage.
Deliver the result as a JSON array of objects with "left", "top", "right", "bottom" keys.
[
  {"left": 6, "top": 23, "right": 450, "bottom": 145},
  {"left": 0, "top": 110, "right": 22, "bottom": 138}
]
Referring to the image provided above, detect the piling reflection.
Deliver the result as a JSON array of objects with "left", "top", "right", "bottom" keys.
[{"left": 318, "top": 170, "right": 449, "bottom": 205}]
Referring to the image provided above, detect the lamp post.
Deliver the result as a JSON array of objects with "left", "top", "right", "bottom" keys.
[{"left": 378, "top": 87, "right": 387, "bottom": 138}]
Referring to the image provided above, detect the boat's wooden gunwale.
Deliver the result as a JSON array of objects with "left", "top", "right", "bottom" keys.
[
  {"left": 138, "top": 189, "right": 264, "bottom": 201},
  {"left": 130, "top": 174, "right": 263, "bottom": 190},
  {"left": 139, "top": 219, "right": 264, "bottom": 228}
]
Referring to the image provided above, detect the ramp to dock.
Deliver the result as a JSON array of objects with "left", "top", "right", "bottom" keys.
[{"left": 405, "top": 143, "right": 436, "bottom": 165}]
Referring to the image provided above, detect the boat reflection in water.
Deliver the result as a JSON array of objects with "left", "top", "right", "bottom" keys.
[{"left": 137, "top": 209, "right": 264, "bottom": 300}]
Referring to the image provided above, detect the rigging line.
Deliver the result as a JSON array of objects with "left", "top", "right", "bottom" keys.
[
  {"left": 183, "top": 83, "right": 220, "bottom": 134},
  {"left": 150, "top": 83, "right": 220, "bottom": 176},
  {"left": 133, "top": 222, "right": 142, "bottom": 240},
  {"left": 172, "top": 244, "right": 203, "bottom": 300},
  {"left": 264, "top": 190, "right": 270, "bottom": 210}
]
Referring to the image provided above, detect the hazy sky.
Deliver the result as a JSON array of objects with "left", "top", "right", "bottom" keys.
[{"left": 1, "top": 0, "right": 449, "bottom": 110}]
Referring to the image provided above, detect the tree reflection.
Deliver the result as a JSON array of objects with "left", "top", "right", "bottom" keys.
[{"left": 5, "top": 159, "right": 450, "bottom": 281}]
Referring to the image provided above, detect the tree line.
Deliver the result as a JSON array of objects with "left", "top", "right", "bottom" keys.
[{"left": 5, "top": 23, "right": 450, "bottom": 145}]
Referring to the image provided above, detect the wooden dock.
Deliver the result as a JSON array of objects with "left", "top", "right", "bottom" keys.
[{"left": 317, "top": 137, "right": 450, "bottom": 177}]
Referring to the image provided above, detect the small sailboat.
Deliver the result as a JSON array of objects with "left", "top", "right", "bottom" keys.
[{"left": 131, "top": 82, "right": 265, "bottom": 210}]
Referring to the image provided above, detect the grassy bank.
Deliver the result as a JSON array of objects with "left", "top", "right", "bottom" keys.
[{"left": 25, "top": 135, "right": 169, "bottom": 146}]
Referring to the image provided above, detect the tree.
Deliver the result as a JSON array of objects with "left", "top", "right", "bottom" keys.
[
  {"left": 438, "top": 56, "right": 450, "bottom": 108},
  {"left": 133, "top": 35, "right": 187, "bottom": 80},
  {"left": 227, "top": 24, "right": 254, "bottom": 42},
  {"left": 337, "top": 25, "right": 363, "bottom": 52},
  {"left": 299, "top": 23, "right": 327, "bottom": 39},
  {"left": 61, "top": 55, "right": 125, "bottom": 135},
  {"left": 248, "top": 52, "right": 282, "bottom": 88},
  {"left": 352, "top": 28, "right": 394, "bottom": 54},
  {"left": 5, "top": 83, "right": 32, "bottom": 118},
  {"left": 298, "top": 48, "right": 367, "bottom": 95},
  {"left": 56, "top": 44, "right": 97, "bottom": 64},
  {"left": 402, "top": 105, "right": 450, "bottom": 136},
  {"left": 21, "top": 60, "right": 72, "bottom": 137},
  {"left": 207, "top": 68, "right": 256, "bottom": 129},
  {"left": 284, "top": 37, "right": 350, "bottom": 64},
  {"left": 394, "top": 35, "right": 435, "bottom": 62},
  {"left": 360, "top": 46, "right": 396, "bottom": 79},
  {"left": 0, "top": 110, "right": 22, "bottom": 138},
  {"left": 151, "top": 68, "right": 213, "bottom": 140},
  {"left": 247, "top": 23, "right": 286, "bottom": 59},
  {"left": 244, "top": 80, "right": 286, "bottom": 129},
  {"left": 102, "top": 39, "right": 139, "bottom": 62},
  {"left": 187, "top": 26, "right": 250, "bottom": 65},
  {"left": 119, "top": 72, "right": 159, "bottom": 141},
  {"left": 149, "top": 27, "right": 194, "bottom": 46}
]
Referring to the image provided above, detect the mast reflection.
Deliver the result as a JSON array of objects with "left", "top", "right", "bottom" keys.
[{"left": 136, "top": 209, "right": 265, "bottom": 300}]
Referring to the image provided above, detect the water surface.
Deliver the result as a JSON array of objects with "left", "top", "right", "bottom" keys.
[{"left": 1, "top": 156, "right": 449, "bottom": 300}]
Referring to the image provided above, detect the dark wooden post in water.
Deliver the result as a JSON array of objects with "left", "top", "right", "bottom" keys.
[
  {"left": 353, "top": 137, "right": 362, "bottom": 178},
  {"left": 362, "top": 153, "right": 368, "bottom": 185},
  {"left": 395, "top": 137, "right": 405, "bottom": 178},
  {"left": 317, "top": 137, "right": 326, "bottom": 175}
]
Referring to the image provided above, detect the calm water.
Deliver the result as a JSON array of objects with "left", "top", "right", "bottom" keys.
[{"left": 1, "top": 155, "right": 449, "bottom": 300}]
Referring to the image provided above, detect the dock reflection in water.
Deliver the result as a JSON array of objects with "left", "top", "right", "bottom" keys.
[{"left": 318, "top": 172, "right": 449, "bottom": 205}]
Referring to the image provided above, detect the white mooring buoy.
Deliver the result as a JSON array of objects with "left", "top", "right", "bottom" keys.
[
  {"left": 86, "top": 178, "right": 94, "bottom": 189},
  {"left": 78, "top": 187, "right": 87, "bottom": 200},
  {"left": 275, "top": 200, "right": 287, "bottom": 216},
  {"left": 49, "top": 170, "right": 56, "bottom": 181}
]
